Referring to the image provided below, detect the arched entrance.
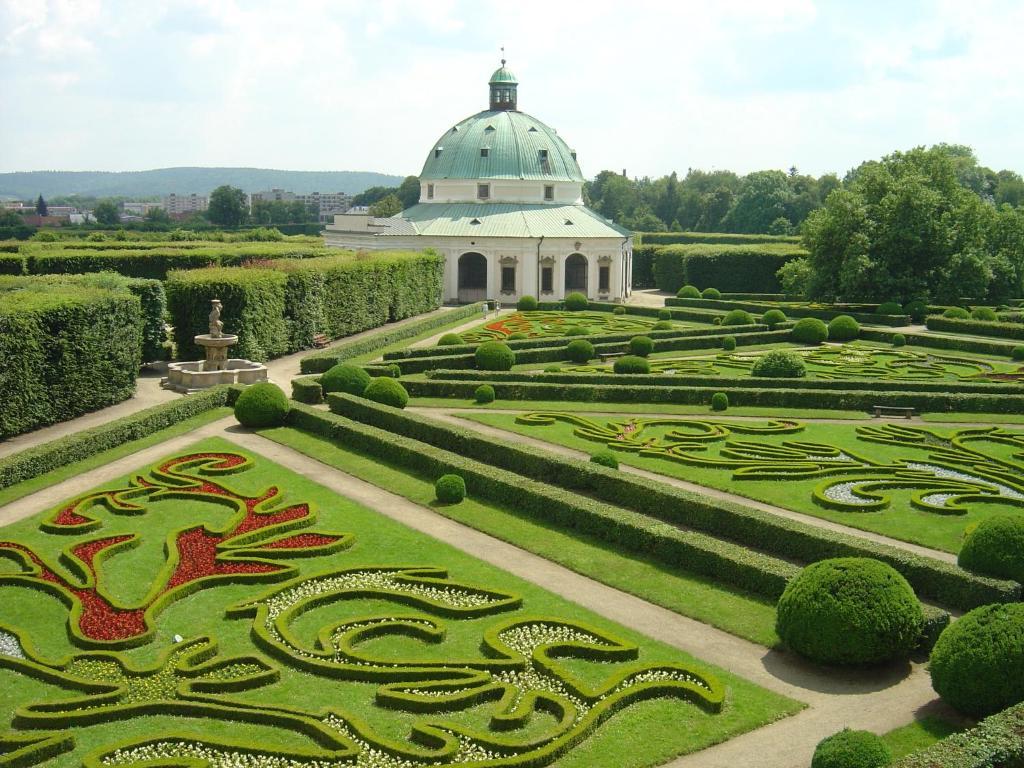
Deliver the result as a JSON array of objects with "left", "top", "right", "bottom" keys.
[
  {"left": 564, "top": 253, "right": 588, "bottom": 294},
  {"left": 457, "top": 252, "right": 488, "bottom": 303}
]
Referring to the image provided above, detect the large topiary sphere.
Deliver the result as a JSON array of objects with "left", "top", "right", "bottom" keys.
[
  {"left": 811, "top": 729, "right": 891, "bottom": 768},
  {"left": 958, "top": 515, "right": 1024, "bottom": 583},
  {"left": 234, "top": 382, "right": 290, "bottom": 428},
  {"left": 752, "top": 350, "right": 806, "bottom": 378},
  {"left": 613, "top": 355, "right": 650, "bottom": 374},
  {"left": 565, "top": 339, "right": 595, "bottom": 363},
  {"left": 943, "top": 306, "right": 970, "bottom": 319},
  {"left": 508, "top": 332, "right": 528, "bottom": 340},
  {"left": 613, "top": 305, "right": 627, "bottom": 315},
  {"left": 677, "top": 285, "right": 701, "bottom": 299},
  {"left": 564, "top": 292, "right": 588, "bottom": 311},
  {"left": 971, "top": 306, "right": 997, "bottom": 321},
  {"left": 321, "top": 363, "right": 371, "bottom": 396},
  {"left": 762, "top": 309, "right": 787, "bottom": 328},
  {"left": 722, "top": 336, "right": 736, "bottom": 351},
  {"left": 722, "top": 309, "right": 755, "bottom": 326},
  {"left": 876, "top": 301, "right": 903, "bottom": 316},
  {"left": 435, "top": 474, "right": 466, "bottom": 504},
  {"left": 904, "top": 300, "right": 927, "bottom": 322},
  {"left": 711, "top": 392, "right": 729, "bottom": 411},
  {"left": 776, "top": 558, "right": 923, "bottom": 665},
  {"left": 363, "top": 376, "right": 409, "bottom": 409},
  {"left": 930, "top": 603, "right": 1024, "bottom": 717},
  {"left": 437, "top": 333, "right": 464, "bottom": 346},
  {"left": 658, "top": 308, "right": 672, "bottom": 320},
  {"left": 564, "top": 325, "right": 590, "bottom": 336},
  {"left": 827, "top": 314, "right": 860, "bottom": 341},
  {"left": 474, "top": 384, "right": 495, "bottom": 404},
  {"left": 702, "top": 287, "right": 721, "bottom": 299},
  {"left": 892, "top": 333, "right": 906, "bottom": 348},
  {"left": 629, "top": 335, "right": 654, "bottom": 357},
  {"left": 590, "top": 450, "right": 619, "bottom": 469},
  {"left": 792, "top": 317, "right": 829, "bottom": 344},
  {"left": 517, "top": 295, "right": 538, "bottom": 311},
  {"left": 475, "top": 341, "right": 515, "bottom": 371},
  {"left": 653, "top": 320, "right": 673, "bottom": 331}
]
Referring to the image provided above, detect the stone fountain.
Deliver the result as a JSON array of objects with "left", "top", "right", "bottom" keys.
[{"left": 163, "top": 299, "right": 268, "bottom": 393}]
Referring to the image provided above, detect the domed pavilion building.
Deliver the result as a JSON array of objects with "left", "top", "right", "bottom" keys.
[{"left": 324, "top": 61, "right": 634, "bottom": 304}]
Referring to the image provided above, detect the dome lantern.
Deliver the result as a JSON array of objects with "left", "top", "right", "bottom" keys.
[{"left": 488, "top": 57, "right": 518, "bottom": 111}]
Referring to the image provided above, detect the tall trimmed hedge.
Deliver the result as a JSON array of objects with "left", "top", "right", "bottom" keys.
[
  {"left": 650, "top": 243, "right": 806, "bottom": 293},
  {"left": 0, "top": 283, "right": 142, "bottom": 438},
  {"left": 640, "top": 232, "right": 802, "bottom": 246},
  {"left": 925, "top": 314, "right": 1024, "bottom": 341}
]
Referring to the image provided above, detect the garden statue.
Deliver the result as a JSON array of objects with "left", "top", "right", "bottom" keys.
[{"left": 209, "top": 298, "right": 224, "bottom": 338}]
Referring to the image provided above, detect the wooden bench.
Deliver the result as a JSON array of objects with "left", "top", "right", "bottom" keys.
[
  {"left": 872, "top": 405, "right": 915, "bottom": 419},
  {"left": 597, "top": 352, "right": 622, "bottom": 362},
  {"left": 312, "top": 333, "right": 330, "bottom": 349}
]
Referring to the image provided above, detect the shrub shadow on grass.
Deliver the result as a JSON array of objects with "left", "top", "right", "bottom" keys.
[{"left": 761, "top": 647, "right": 913, "bottom": 694}]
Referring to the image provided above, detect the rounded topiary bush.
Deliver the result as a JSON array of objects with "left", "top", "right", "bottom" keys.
[
  {"left": 971, "top": 306, "right": 997, "bottom": 321},
  {"left": 762, "top": 309, "right": 787, "bottom": 328},
  {"left": 751, "top": 350, "right": 806, "bottom": 378},
  {"left": 508, "top": 332, "right": 527, "bottom": 340},
  {"left": 712, "top": 316, "right": 723, "bottom": 326},
  {"left": 1013, "top": 345, "right": 1024, "bottom": 361},
  {"left": 613, "top": 305, "right": 627, "bottom": 315},
  {"left": 892, "top": 333, "right": 906, "bottom": 348},
  {"left": 320, "top": 363, "right": 371, "bottom": 396},
  {"left": 384, "top": 363, "right": 401, "bottom": 378},
  {"left": 564, "top": 325, "right": 590, "bottom": 336},
  {"left": 776, "top": 558, "right": 923, "bottom": 665},
  {"left": 677, "top": 285, "right": 701, "bottom": 299},
  {"left": 564, "top": 292, "right": 588, "bottom": 311},
  {"left": 363, "top": 376, "right": 409, "bottom": 409},
  {"left": 438, "top": 333, "right": 464, "bottom": 346},
  {"left": 628, "top": 335, "right": 654, "bottom": 357},
  {"left": 811, "top": 729, "right": 891, "bottom": 768},
  {"left": 435, "top": 474, "right": 466, "bottom": 504},
  {"left": 723, "top": 309, "right": 754, "bottom": 326},
  {"left": 702, "top": 287, "right": 721, "bottom": 299},
  {"left": 958, "top": 515, "right": 1024, "bottom": 583},
  {"left": 904, "top": 300, "right": 927, "bottom": 322},
  {"left": 234, "top": 382, "right": 290, "bottom": 428},
  {"left": 792, "top": 317, "right": 829, "bottom": 344},
  {"left": 711, "top": 392, "right": 729, "bottom": 411},
  {"left": 475, "top": 341, "right": 515, "bottom": 371},
  {"left": 722, "top": 335, "right": 736, "bottom": 351},
  {"left": 590, "top": 450, "right": 619, "bottom": 469},
  {"left": 474, "top": 384, "right": 495, "bottom": 404},
  {"left": 517, "top": 295, "right": 538, "bottom": 311},
  {"left": 930, "top": 603, "right": 1024, "bottom": 717},
  {"left": 943, "top": 306, "right": 970, "bottom": 319},
  {"left": 543, "top": 365, "right": 561, "bottom": 373},
  {"left": 653, "top": 320, "right": 673, "bottom": 331},
  {"left": 877, "top": 301, "right": 902, "bottom": 316},
  {"left": 613, "top": 355, "right": 650, "bottom": 374},
  {"left": 565, "top": 339, "right": 595, "bottom": 363},
  {"left": 658, "top": 308, "right": 672, "bottom": 321},
  {"left": 827, "top": 314, "right": 861, "bottom": 341}
]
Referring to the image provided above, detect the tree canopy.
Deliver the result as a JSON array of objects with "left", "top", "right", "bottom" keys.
[
  {"left": 92, "top": 199, "right": 120, "bottom": 226},
  {"left": 368, "top": 194, "right": 402, "bottom": 218},
  {"left": 207, "top": 185, "right": 248, "bottom": 226}
]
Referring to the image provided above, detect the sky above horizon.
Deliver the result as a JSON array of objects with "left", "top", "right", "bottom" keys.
[{"left": 2, "top": 0, "right": 1023, "bottom": 181}]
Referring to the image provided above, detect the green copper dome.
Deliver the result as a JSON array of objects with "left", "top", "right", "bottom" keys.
[{"left": 489, "top": 64, "right": 518, "bottom": 84}]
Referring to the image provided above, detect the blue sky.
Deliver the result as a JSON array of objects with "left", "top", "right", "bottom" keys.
[{"left": 2, "top": 0, "right": 1022, "bottom": 179}]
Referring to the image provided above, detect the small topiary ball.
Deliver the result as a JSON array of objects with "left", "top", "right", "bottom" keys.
[
  {"left": 321, "top": 363, "right": 371, "bottom": 396},
  {"left": 438, "top": 333, "right": 464, "bottom": 346},
  {"left": 474, "top": 384, "right": 495, "bottom": 404},
  {"left": 1013, "top": 345, "right": 1024, "bottom": 361},
  {"left": 722, "top": 336, "right": 736, "bottom": 351},
  {"left": 722, "top": 309, "right": 754, "bottom": 326},
  {"left": 677, "top": 284, "right": 701, "bottom": 299},
  {"left": 564, "top": 292, "right": 588, "bottom": 311},
  {"left": 590, "top": 450, "right": 619, "bottom": 469},
  {"left": 702, "top": 287, "right": 721, "bottom": 299},
  {"left": 958, "top": 515, "right": 1024, "bottom": 583},
  {"left": 385, "top": 363, "right": 401, "bottom": 378},
  {"left": 613, "top": 355, "right": 651, "bottom": 374},
  {"left": 712, "top": 316, "right": 723, "bottom": 326},
  {"left": 628, "top": 335, "right": 654, "bottom": 357},
  {"left": 543, "top": 365, "right": 562, "bottom": 373},
  {"left": 811, "top": 729, "right": 891, "bottom": 768},
  {"left": 564, "top": 325, "right": 590, "bottom": 336},
  {"left": 752, "top": 350, "right": 806, "bottom": 378},
  {"left": 711, "top": 392, "right": 728, "bottom": 411},
  {"left": 792, "top": 317, "right": 829, "bottom": 344},
  {"left": 435, "top": 474, "right": 466, "bottom": 504},
  {"left": 658, "top": 308, "right": 672, "bottom": 320},
  {"left": 613, "top": 305, "right": 627, "bottom": 315},
  {"left": 517, "top": 295, "right": 539, "bottom": 311},
  {"left": 930, "top": 603, "right": 1024, "bottom": 717},
  {"left": 776, "top": 557, "right": 923, "bottom": 665},
  {"left": 475, "top": 341, "right": 515, "bottom": 371},
  {"left": 827, "top": 314, "right": 860, "bottom": 341},
  {"left": 904, "top": 300, "right": 927, "bottom": 322},
  {"left": 508, "top": 332, "right": 528, "bottom": 340},
  {"left": 762, "top": 309, "right": 787, "bottom": 328},
  {"left": 565, "top": 339, "right": 595, "bottom": 363},
  {"left": 971, "top": 306, "right": 997, "bottom": 321},
  {"left": 943, "top": 307, "right": 971, "bottom": 320},
  {"left": 892, "top": 333, "right": 906, "bottom": 348},
  {"left": 876, "top": 301, "right": 903, "bottom": 316},
  {"left": 653, "top": 320, "right": 673, "bottom": 331},
  {"left": 234, "top": 382, "right": 290, "bottom": 428},
  {"left": 363, "top": 376, "right": 409, "bottom": 409}
]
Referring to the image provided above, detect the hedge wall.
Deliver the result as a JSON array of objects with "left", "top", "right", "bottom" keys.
[
  {"left": 893, "top": 702, "right": 1024, "bottom": 768},
  {"left": 631, "top": 245, "right": 658, "bottom": 289},
  {"left": 860, "top": 328, "right": 1021, "bottom": 357},
  {"left": 925, "top": 315, "right": 1024, "bottom": 341},
  {"left": 640, "top": 232, "right": 802, "bottom": 246},
  {"left": 667, "top": 297, "right": 909, "bottom": 325},
  {"left": 650, "top": 244, "right": 807, "bottom": 293},
  {"left": 0, "top": 283, "right": 142, "bottom": 438},
  {"left": 326, "top": 394, "right": 1017, "bottom": 611}
]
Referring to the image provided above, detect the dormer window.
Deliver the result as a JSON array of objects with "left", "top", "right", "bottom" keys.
[
  {"left": 564, "top": 219, "right": 574, "bottom": 226},
  {"left": 571, "top": 151, "right": 577, "bottom": 161},
  {"left": 434, "top": 147, "right": 443, "bottom": 159},
  {"left": 480, "top": 148, "right": 490, "bottom": 158},
  {"left": 544, "top": 185, "right": 554, "bottom": 201},
  {"left": 539, "top": 149, "right": 548, "bottom": 160},
  {"left": 427, "top": 183, "right": 434, "bottom": 199},
  {"left": 477, "top": 184, "right": 490, "bottom": 200},
  {"left": 470, "top": 218, "right": 482, "bottom": 225},
  {"left": 484, "top": 125, "right": 495, "bottom": 132},
  {"left": 528, "top": 126, "right": 538, "bottom": 132}
]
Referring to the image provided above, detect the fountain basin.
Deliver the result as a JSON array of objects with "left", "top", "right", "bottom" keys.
[
  {"left": 164, "top": 358, "right": 267, "bottom": 393},
  {"left": 194, "top": 333, "right": 239, "bottom": 348}
]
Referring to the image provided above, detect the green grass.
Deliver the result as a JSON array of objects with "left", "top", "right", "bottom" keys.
[
  {"left": 261, "top": 427, "right": 782, "bottom": 647},
  {"left": 881, "top": 714, "right": 967, "bottom": 760},
  {"left": 922, "top": 411, "right": 1024, "bottom": 424},
  {"left": 0, "top": 406, "right": 232, "bottom": 508},
  {"left": 0, "top": 435, "right": 799, "bottom": 768},
  {"left": 455, "top": 411, "right": 1024, "bottom": 555}
]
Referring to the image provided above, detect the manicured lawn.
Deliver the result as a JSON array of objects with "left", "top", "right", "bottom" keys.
[
  {"left": 458, "top": 310, "right": 702, "bottom": 344},
  {"left": 0, "top": 436, "right": 799, "bottom": 768},
  {"left": 456, "top": 411, "right": 1024, "bottom": 555},
  {"left": 881, "top": 714, "right": 967, "bottom": 760}
]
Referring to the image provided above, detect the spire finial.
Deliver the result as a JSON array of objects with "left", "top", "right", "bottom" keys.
[{"left": 500, "top": 45, "right": 505, "bottom": 67}]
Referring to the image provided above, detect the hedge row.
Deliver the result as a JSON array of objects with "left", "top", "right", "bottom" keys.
[
  {"left": 0, "top": 283, "right": 142, "bottom": 438},
  {"left": 893, "top": 702, "right": 1024, "bottom": 768},
  {"left": 167, "top": 251, "right": 444, "bottom": 361},
  {"left": 640, "top": 232, "right": 802, "bottom": 246},
  {"left": 925, "top": 314, "right": 1024, "bottom": 341},
  {"left": 289, "top": 402, "right": 797, "bottom": 598},
  {"left": 649, "top": 244, "right": 807, "bottom": 293},
  {"left": 403, "top": 377, "right": 1024, "bottom": 415},
  {"left": 326, "top": 394, "right": 1018, "bottom": 611},
  {"left": 860, "top": 328, "right": 1021, "bottom": 356},
  {"left": 299, "top": 302, "right": 483, "bottom": 374},
  {"left": 667, "top": 297, "right": 909, "bottom": 326},
  {"left": 631, "top": 245, "right": 658, "bottom": 289}
]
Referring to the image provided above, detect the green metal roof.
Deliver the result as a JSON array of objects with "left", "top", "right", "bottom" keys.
[
  {"left": 489, "top": 65, "right": 518, "bottom": 84},
  {"left": 420, "top": 109, "right": 584, "bottom": 182},
  {"left": 384, "top": 203, "right": 631, "bottom": 238}
]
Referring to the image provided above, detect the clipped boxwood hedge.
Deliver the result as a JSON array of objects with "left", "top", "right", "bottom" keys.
[
  {"left": 925, "top": 314, "right": 1024, "bottom": 341},
  {"left": 892, "top": 701, "right": 1024, "bottom": 768}
]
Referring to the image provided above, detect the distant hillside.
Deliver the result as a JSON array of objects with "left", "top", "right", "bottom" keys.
[{"left": 0, "top": 168, "right": 406, "bottom": 200}]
